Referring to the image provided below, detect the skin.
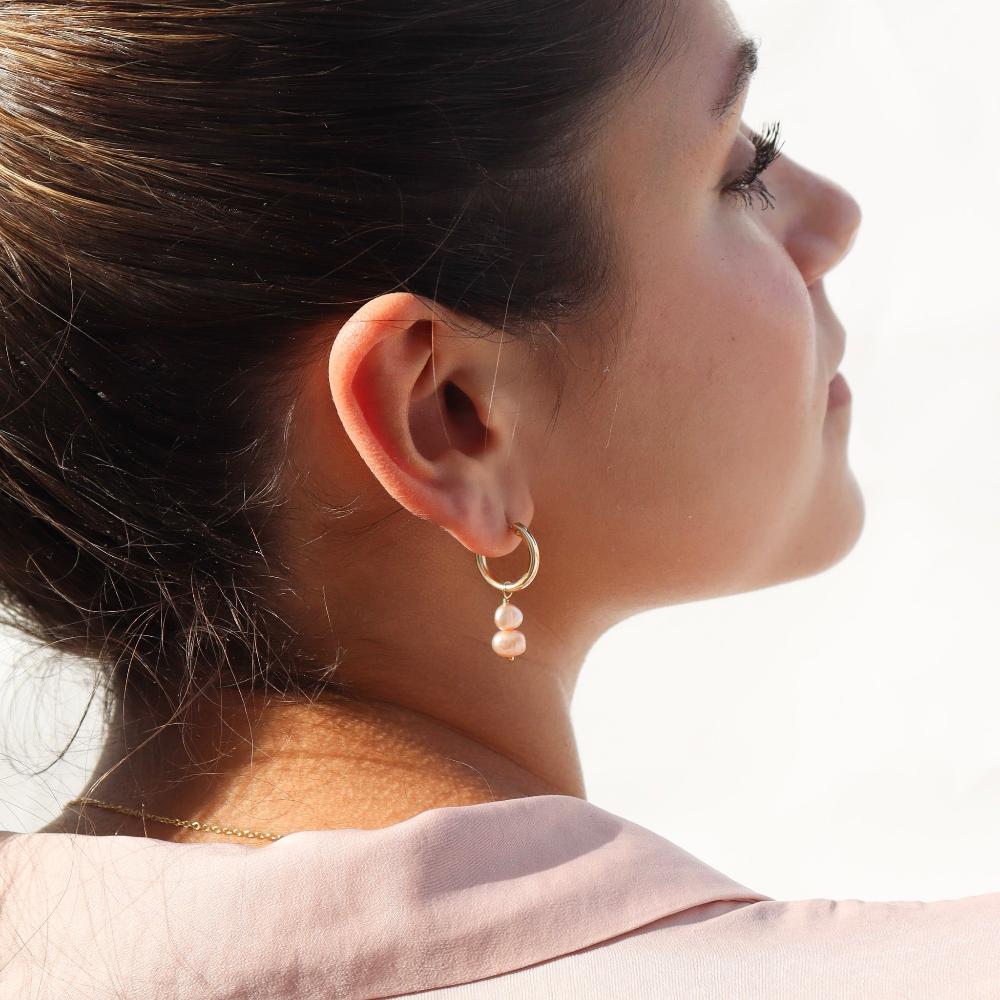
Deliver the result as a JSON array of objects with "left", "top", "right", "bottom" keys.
[{"left": 48, "top": 0, "right": 863, "bottom": 844}]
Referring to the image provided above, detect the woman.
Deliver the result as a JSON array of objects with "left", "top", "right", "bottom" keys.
[{"left": 0, "top": 0, "right": 996, "bottom": 996}]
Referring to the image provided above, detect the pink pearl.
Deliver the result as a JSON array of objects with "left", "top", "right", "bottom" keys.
[
  {"left": 491, "top": 629, "right": 526, "bottom": 658},
  {"left": 494, "top": 603, "right": 523, "bottom": 630}
]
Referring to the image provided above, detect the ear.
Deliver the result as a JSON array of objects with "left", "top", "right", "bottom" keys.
[{"left": 328, "top": 292, "right": 534, "bottom": 558}]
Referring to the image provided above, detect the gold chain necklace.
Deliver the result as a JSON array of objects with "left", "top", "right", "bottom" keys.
[{"left": 65, "top": 796, "right": 286, "bottom": 842}]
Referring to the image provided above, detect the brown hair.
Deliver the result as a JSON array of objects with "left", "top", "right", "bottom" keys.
[{"left": 0, "top": 1, "right": 682, "bottom": 755}]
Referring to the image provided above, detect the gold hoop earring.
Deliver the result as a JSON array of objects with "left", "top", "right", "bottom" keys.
[{"left": 475, "top": 521, "right": 539, "bottom": 661}]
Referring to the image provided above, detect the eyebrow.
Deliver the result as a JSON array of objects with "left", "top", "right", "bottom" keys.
[{"left": 710, "top": 35, "right": 759, "bottom": 123}]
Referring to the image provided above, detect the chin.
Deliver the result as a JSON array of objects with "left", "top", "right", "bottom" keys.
[
  {"left": 829, "top": 474, "right": 867, "bottom": 565},
  {"left": 739, "top": 468, "right": 867, "bottom": 594},
  {"left": 793, "top": 469, "right": 867, "bottom": 583}
]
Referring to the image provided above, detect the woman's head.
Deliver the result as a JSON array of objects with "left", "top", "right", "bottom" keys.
[
  {"left": 296, "top": 0, "right": 865, "bottom": 669},
  {"left": 0, "top": 0, "right": 862, "bottom": 745}
]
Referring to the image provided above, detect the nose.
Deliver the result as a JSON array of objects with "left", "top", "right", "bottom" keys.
[{"left": 779, "top": 163, "right": 862, "bottom": 288}]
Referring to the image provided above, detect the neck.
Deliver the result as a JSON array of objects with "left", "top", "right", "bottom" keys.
[
  {"left": 52, "top": 674, "right": 585, "bottom": 843},
  {"left": 48, "top": 510, "right": 615, "bottom": 843}
]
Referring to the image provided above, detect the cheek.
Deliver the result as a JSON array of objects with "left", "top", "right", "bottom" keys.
[
  {"left": 696, "top": 236, "right": 819, "bottom": 449},
  {"left": 602, "top": 220, "right": 822, "bottom": 572}
]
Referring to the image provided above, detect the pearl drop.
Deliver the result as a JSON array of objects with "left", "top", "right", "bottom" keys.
[
  {"left": 491, "top": 629, "right": 526, "bottom": 658},
  {"left": 494, "top": 602, "right": 523, "bottom": 630}
]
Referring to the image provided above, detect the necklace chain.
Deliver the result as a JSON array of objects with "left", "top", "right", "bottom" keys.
[{"left": 65, "top": 796, "right": 286, "bottom": 842}]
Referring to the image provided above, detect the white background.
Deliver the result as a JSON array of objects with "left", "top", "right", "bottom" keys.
[{"left": 2, "top": 0, "right": 998, "bottom": 902}]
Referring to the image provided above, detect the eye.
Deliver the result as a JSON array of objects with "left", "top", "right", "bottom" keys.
[{"left": 722, "top": 120, "right": 784, "bottom": 210}]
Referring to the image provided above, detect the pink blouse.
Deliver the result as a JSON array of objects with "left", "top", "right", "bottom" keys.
[{"left": 1, "top": 793, "right": 997, "bottom": 998}]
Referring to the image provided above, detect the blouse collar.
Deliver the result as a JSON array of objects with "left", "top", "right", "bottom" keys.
[{"left": 1, "top": 793, "right": 771, "bottom": 998}]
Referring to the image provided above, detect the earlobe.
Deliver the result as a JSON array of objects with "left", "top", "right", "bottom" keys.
[{"left": 327, "top": 292, "right": 532, "bottom": 559}]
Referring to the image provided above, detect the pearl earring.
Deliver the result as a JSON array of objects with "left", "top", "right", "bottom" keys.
[{"left": 475, "top": 521, "right": 540, "bottom": 661}]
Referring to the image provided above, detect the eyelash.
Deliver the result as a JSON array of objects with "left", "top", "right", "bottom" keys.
[{"left": 723, "top": 120, "right": 784, "bottom": 210}]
